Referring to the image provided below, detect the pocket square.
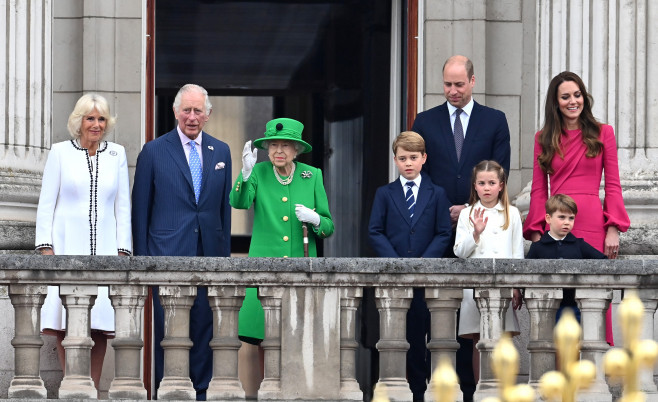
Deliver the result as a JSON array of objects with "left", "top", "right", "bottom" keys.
[{"left": 215, "top": 162, "right": 225, "bottom": 170}]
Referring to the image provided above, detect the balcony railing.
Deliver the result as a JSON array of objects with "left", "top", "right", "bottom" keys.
[{"left": 0, "top": 255, "right": 657, "bottom": 401}]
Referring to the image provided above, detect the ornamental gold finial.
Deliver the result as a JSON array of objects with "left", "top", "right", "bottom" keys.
[
  {"left": 604, "top": 290, "right": 658, "bottom": 402},
  {"left": 539, "top": 309, "right": 596, "bottom": 402},
  {"left": 430, "top": 357, "right": 459, "bottom": 402},
  {"left": 480, "top": 334, "right": 535, "bottom": 402},
  {"left": 371, "top": 382, "right": 390, "bottom": 402}
]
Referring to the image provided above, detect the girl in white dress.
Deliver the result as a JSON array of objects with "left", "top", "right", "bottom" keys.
[
  {"left": 453, "top": 160, "right": 524, "bottom": 383},
  {"left": 35, "top": 93, "right": 132, "bottom": 391}
]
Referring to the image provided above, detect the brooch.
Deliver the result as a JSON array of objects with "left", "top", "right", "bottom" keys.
[
  {"left": 301, "top": 171, "right": 312, "bottom": 179},
  {"left": 208, "top": 145, "right": 214, "bottom": 151},
  {"left": 215, "top": 162, "right": 225, "bottom": 170},
  {"left": 110, "top": 150, "right": 117, "bottom": 156}
]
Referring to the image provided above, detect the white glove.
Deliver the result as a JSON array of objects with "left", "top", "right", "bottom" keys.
[
  {"left": 295, "top": 204, "right": 321, "bottom": 227},
  {"left": 241, "top": 140, "right": 257, "bottom": 181}
]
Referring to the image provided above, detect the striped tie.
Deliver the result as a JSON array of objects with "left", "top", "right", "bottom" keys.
[
  {"left": 454, "top": 108, "right": 464, "bottom": 161},
  {"left": 189, "top": 141, "right": 202, "bottom": 203},
  {"left": 405, "top": 181, "right": 416, "bottom": 219}
]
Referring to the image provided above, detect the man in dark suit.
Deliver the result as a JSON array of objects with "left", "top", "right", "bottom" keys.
[
  {"left": 132, "top": 84, "right": 232, "bottom": 400},
  {"left": 411, "top": 55, "right": 511, "bottom": 401},
  {"left": 412, "top": 55, "right": 510, "bottom": 235}
]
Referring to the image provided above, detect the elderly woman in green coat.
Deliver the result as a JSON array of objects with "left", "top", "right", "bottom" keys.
[{"left": 230, "top": 117, "right": 334, "bottom": 344}]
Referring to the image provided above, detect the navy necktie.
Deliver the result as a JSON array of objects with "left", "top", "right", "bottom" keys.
[
  {"left": 454, "top": 108, "right": 464, "bottom": 161},
  {"left": 189, "top": 141, "right": 202, "bottom": 203},
  {"left": 405, "top": 181, "right": 416, "bottom": 219}
]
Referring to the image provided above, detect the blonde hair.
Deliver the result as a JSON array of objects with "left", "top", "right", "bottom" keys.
[
  {"left": 467, "top": 160, "right": 511, "bottom": 230},
  {"left": 392, "top": 131, "right": 426, "bottom": 155},
  {"left": 67, "top": 93, "right": 116, "bottom": 139},
  {"left": 545, "top": 194, "right": 578, "bottom": 216}
]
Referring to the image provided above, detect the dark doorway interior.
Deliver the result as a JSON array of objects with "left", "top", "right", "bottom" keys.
[{"left": 155, "top": 0, "right": 392, "bottom": 257}]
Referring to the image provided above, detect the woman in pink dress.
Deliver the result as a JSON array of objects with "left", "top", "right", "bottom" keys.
[{"left": 523, "top": 71, "right": 630, "bottom": 345}]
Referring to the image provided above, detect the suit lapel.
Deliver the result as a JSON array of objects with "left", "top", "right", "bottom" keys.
[
  {"left": 411, "top": 178, "right": 432, "bottom": 228},
  {"left": 388, "top": 180, "right": 412, "bottom": 226},
  {"left": 165, "top": 130, "right": 195, "bottom": 193},
  {"left": 438, "top": 103, "right": 460, "bottom": 167},
  {"left": 460, "top": 101, "right": 482, "bottom": 170},
  {"left": 200, "top": 132, "right": 214, "bottom": 197}
]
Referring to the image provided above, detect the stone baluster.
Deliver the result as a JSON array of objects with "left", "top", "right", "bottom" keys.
[
  {"left": 157, "top": 285, "right": 196, "bottom": 400},
  {"left": 374, "top": 287, "right": 413, "bottom": 401},
  {"left": 635, "top": 289, "right": 658, "bottom": 396},
  {"left": 58, "top": 285, "right": 98, "bottom": 399},
  {"left": 338, "top": 287, "right": 363, "bottom": 400},
  {"left": 107, "top": 285, "right": 147, "bottom": 400},
  {"left": 258, "top": 286, "right": 285, "bottom": 400},
  {"left": 424, "top": 288, "right": 463, "bottom": 402},
  {"left": 8, "top": 284, "right": 48, "bottom": 399},
  {"left": 576, "top": 288, "right": 612, "bottom": 401},
  {"left": 473, "top": 288, "right": 512, "bottom": 401},
  {"left": 206, "top": 285, "right": 245, "bottom": 400},
  {"left": 524, "top": 288, "right": 561, "bottom": 389}
]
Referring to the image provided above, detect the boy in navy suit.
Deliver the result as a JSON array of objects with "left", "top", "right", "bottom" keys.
[
  {"left": 369, "top": 131, "right": 452, "bottom": 400},
  {"left": 526, "top": 194, "right": 605, "bottom": 321}
]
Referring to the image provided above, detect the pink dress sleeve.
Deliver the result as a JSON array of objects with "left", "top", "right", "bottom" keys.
[
  {"left": 600, "top": 125, "right": 630, "bottom": 232},
  {"left": 523, "top": 131, "right": 548, "bottom": 240}
]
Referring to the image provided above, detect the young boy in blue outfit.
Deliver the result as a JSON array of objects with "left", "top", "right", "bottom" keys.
[
  {"left": 526, "top": 194, "right": 606, "bottom": 320},
  {"left": 368, "top": 131, "right": 452, "bottom": 400}
]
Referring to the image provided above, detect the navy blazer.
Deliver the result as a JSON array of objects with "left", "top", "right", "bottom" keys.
[
  {"left": 526, "top": 232, "right": 606, "bottom": 259},
  {"left": 368, "top": 174, "right": 452, "bottom": 257},
  {"left": 411, "top": 101, "right": 511, "bottom": 205},
  {"left": 132, "top": 129, "right": 232, "bottom": 257}
]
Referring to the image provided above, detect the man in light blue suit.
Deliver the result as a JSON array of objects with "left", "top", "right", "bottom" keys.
[{"left": 132, "top": 84, "right": 232, "bottom": 400}]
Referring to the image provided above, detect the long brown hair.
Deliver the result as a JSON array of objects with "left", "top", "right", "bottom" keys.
[
  {"left": 537, "top": 71, "right": 603, "bottom": 174},
  {"left": 467, "top": 160, "right": 511, "bottom": 230}
]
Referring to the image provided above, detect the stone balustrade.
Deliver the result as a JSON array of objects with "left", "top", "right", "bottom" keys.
[{"left": 0, "top": 255, "right": 657, "bottom": 401}]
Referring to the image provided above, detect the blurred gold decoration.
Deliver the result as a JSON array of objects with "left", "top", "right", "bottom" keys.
[
  {"left": 430, "top": 358, "right": 459, "bottom": 402},
  {"left": 539, "top": 309, "right": 596, "bottom": 402},
  {"left": 604, "top": 290, "right": 658, "bottom": 402},
  {"left": 371, "top": 382, "right": 390, "bottom": 402},
  {"left": 480, "top": 334, "right": 536, "bottom": 402}
]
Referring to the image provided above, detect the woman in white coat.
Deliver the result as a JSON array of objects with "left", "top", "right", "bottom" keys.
[{"left": 35, "top": 93, "right": 131, "bottom": 391}]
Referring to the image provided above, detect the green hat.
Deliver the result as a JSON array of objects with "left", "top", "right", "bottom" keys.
[{"left": 253, "top": 118, "right": 312, "bottom": 154}]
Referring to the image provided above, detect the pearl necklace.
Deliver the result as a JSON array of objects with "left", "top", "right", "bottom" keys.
[{"left": 273, "top": 163, "right": 295, "bottom": 186}]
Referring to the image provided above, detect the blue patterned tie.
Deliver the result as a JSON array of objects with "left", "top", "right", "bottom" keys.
[
  {"left": 405, "top": 181, "right": 416, "bottom": 219},
  {"left": 454, "top": 108, "right": 464, "bottom": 161},
  {"left": 189, "top": 141, "right": 202, "bottom": 203}
]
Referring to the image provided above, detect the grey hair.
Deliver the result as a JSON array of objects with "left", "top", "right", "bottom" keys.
[
  {"left": 262, "top": 140, "right": 304, "bottom": 155},
  {"left": 173, "top": 84, "right": 212, "bottom": 114},
  {"left": 67, "top": 93, "right": 117, "bottom": 139}
]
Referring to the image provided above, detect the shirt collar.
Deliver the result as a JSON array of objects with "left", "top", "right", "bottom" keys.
[
  {"left": 447, "top": 98, "right": 474, "bottom": 116},
  {"left": 177, "top": 126, "right": 203, "bottom": 146},
  {"left": 400, "top": 175, "right": 421, "bottom": 188},
  {"left": 547, "top": 231, "right": 567, "bottom": 241},
  {"left": 474, "top": 200, "right": 504, "bottom": 211}
]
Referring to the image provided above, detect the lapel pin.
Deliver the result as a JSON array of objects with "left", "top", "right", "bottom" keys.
[
  {"left": 215, "top": 162, "right": 225, "bottom": 170},
  {"left": 208, "top": 145, "right": 214, "bottom": 151}
]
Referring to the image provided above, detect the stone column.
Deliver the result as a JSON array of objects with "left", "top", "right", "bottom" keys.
[
  {"left": 107, "top": 285, "right": 147, "bottom": 400},
  {"left": 338, "top": 287, "right": 363, "bottom": 400},
  {"left": 58, "top": 285, "right": 98, "bottom": 399},
  {"left": 157, "top": 285, "right": 196, "bottom": 400},
  {"left": 374, "top": 287, "right": 413, "bottom": 401},
  {"left": 635, "top": 289, "right": 658, "bottom": 396},
  {"left": 576, "top": 289, "right": 612, "bottom": 401},
  {"left": 0, "top": 0, "right": 52, "bottom": 252},
  {"left": 206, "top": 285, "right": 245, "bottom": 400},
  {"left": 8, "top": 284, "right": 48, "bottom": 399},
  {"left": 424, "top": 288, "right": 463, "bottom": 402},
  {"left": 258, "top": 286, "right": 285, "bottom": 400},
  {"left": 473, "top": 288, "right": 512, "bottom": 401},
  {"left": 524, "top": 288, "right": 561, "bottom": 389}
]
